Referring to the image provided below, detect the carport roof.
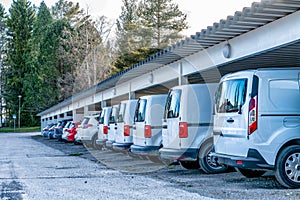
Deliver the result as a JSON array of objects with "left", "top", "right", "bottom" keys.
[{"left": 37, "top": 0, "right": 300, "bottom": 116}]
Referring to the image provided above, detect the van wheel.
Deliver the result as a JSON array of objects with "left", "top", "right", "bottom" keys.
[
  {"left": 275, "top": 145, "right": 300, "bottom": 188},
  {"left": 237, "top": 168, "right": 266, "bottom": 178},
  {"left": 198, "top": 141, "right": 228, "bottom": 174},
  {"left": 180, "top": 161, "right": 200, "bottom": 169}
]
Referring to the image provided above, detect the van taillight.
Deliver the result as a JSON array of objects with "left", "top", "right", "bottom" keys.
[
  {"left": 103, "top": 126, "right": 108, "bottom": 134},
  {"left": 179, "top": 122, "right": 188, "bottom": 138},
  {"left": 144, "top": 125, "right": 152, "bottom": 138},
  {"left": 248, "top": 96, "right": 258, "bottom": 135},
  {"left": 124, "top": 125, "right": 130, "bottom": 136}
]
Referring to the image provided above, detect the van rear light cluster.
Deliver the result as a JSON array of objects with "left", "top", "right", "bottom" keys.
[
  {"left": 124, "top": 125, "right": 130, "bottom": 136},
  {"left": 103, "top": 126, "right": 108, "bottom": 134},
  {"left": 179, "top": 122, "right": 188, "bottom": 138},
  {"left": 144, "top": 125, "right": 152, "bottom": 138},
  {"left": 248, "top": 96, "right": 258, "bottom": 135},
  {"left": 236, "top": 160, "right": 243, "bottom": 165}
]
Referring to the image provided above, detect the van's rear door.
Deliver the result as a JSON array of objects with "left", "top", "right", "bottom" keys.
[
  {"left": 213, "top": 73, "right": 252, "bottom": 157},
  {"left": 133, "top": 99, "right": 147, "bottom": 146},
  {"left": 162, "top": 89, "right": 181, "bottom": 149}
]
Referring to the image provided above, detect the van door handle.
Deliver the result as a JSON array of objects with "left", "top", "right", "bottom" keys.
[
  {"left": 162, "top": 125, "right": 168, "bottom": 129},
  {"left": 227, "top": 118, "right": 234, "bottom": 123}
]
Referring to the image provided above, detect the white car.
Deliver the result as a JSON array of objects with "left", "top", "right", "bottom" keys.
[
  {"left": 75, "top": 114, "right": 100, "bottom": 148},
  {"left": 159, "top": 84, "right": 227, "bottom": 173},
  {"left": 212, "top": 68, "right": 300, "bottom": 188},
  {"left": 130, "top": 94, "right": 167, "bottom": 160}
]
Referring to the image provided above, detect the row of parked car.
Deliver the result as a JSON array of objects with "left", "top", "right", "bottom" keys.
[{"left": 41, "top": 68, "right": 300, "bottom": 189}]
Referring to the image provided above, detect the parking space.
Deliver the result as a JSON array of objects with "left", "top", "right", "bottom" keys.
[{"left": 31, "top": 133, "right": 300, "bottom": 199}]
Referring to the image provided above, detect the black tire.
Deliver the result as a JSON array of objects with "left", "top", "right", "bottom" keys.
[
  {"left": 275, "top": 145, "right": 300, "bottom": 188},
  {"left": 180, "top": 160, "right": 200, "bottom": 169},
  {"left": 198, "top": 140, "right": 228, "bottom": 174},
  {"left": 237, "top": 168, "right": 266, "bottom": 178}
]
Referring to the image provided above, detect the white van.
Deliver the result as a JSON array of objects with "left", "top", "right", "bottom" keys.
[
  {"left": 130, "top": 94, "right": 167, "bottom": 159},
  {"left": 212, "top": 68, "right": 300, "bottom": 188},
  {"left": 112, "top": 99, "right": 138, "bottom": 151},
  {"left": 96, "top": 106, "right": 112, "bottom": 148},
  {"left": 105, "top": 104, "right": 120, "bottom": 149},
  {"left": 159, "top": 84, "right": 227, "bottom": 173}
]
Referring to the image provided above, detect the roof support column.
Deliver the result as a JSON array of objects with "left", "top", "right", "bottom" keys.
[
  {"left": 178, "top": 62, "right": 188, "bottom": 86},
  {"left": 129, "top": 82, "right": 135, "bottom": 100},
  {"left": 101, "top": 93, "right": 106, "bottom": 108}
]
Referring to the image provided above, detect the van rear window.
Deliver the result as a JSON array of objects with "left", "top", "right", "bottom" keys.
[
  {"left": 99, "top": 109, "right": 106, "bottom": 124},
  {"left": 135, "top": 99, "right": 147, "bottom": 122},
  {"left": 165, "top": 89, "right": 181, "bottom": 118},
  {"left": 109, "top": 106, "right": 119, "bottom": 124},
  {"left": 215, "top": 79, "right": 247, "bottom": 113},
  {"left": 117, "top": 103, "right": 126, "bottom": 122}
]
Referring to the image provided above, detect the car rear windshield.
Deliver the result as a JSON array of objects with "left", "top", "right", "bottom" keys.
[
  {"left": 81, "top": 117, "right": 90, "bottom": 125},
  {"left": 164, "top": 89, "right": 181, "bottom": 119},
  {"left": 135, "top": 99, "right": 147, "bottom": 122},
  {"left": 109, "top": 106, "right": 119, "bottom": 124},
  {"left": 117, "top": 103, "right": 126, "bottom": 122},
  {"left": 215, "top": 78, "right": 247, "bottom": 113}
]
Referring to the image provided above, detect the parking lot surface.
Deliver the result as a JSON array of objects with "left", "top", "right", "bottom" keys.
[{"left": 1, "top": 132, "right": 299, "bottom": 199}]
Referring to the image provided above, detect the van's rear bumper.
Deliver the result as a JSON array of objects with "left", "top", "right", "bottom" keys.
[
  {"left": 105, "top": 140, "right": 114, "bottom": 149},
  {"left": 211, "top": 149, "right": 274, "bottom": 170},
  {"left": 96, "top": 139, "right": 107, "bottom": 146},
  {"left": 112, "top": 142, "right": 132, "bottom": 152},
  {"left": 130, "top": 145, "right": 160, "bottom": 156},
  {"left": 159, "top": 148, "right": 198, "bottom": 161}
]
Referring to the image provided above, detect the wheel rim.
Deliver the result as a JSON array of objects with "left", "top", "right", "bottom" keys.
[
  {"left": 285, "top": 152, "right": 300, "bottom": 183},
  {"left": 206, "top": 152, "right": 222, "bottom": 169}
]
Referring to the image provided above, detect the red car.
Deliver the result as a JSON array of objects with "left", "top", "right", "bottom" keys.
[{"left": 62, "top": 122, "right": 81, "bottom": 142}]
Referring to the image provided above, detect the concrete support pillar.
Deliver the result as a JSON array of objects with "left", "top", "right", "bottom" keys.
[
  {"left": 101, "top": 93, "right": 106, "bottom": 108},
  {"left": 129, "top": 83, "right": 135, "bottom": 100},
  {"left": 178, "top": 62, "right": 188, "bottom": 86}
]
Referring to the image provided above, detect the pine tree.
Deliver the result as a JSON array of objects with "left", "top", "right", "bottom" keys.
[
  {"left": 116, "top": 0, "right": 140, "bottom": 54},
  {"left": 51, "top": 0, "right": 84, "bottom": 25},
  {"left": 137, "top": 0, "right": 188, "bottom": 49},
  {"left": 0, "top": 4, "right": 7, "bottom": 127},
  {"left": 113, "top": 0, "right": 160, "bottom": 74},
  {"left": 113, "top": 0, "right": 188, "bottom": 74},
  {"left": 22, "top": 1, "right": 55, "bottom": 125},
  {"left": 5, "top": 0, "right": 35, "bottom": 126}
]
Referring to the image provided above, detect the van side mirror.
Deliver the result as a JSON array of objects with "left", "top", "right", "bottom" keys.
[{"left": 238, "top": 105, "right": 242, "bottom": 115}]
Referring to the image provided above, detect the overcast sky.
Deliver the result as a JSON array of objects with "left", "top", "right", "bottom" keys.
[{"left": 2, "top": 0, "right": 255, "bottom": 36}]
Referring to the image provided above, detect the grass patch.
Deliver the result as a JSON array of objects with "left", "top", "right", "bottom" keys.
[{"left": 0, "top": 126, "right": 41, "bottom": 133}]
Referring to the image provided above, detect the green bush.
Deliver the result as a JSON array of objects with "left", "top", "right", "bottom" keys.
[{"left": 0, "top": 126, "right": 41, "bottom": 133}]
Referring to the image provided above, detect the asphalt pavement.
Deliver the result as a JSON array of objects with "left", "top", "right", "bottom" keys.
[{"left": 0, "top": 132, "right": 211, "bottom": 200}]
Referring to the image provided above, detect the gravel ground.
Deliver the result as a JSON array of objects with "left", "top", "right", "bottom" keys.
[{"left": 31, "top": 133, "right": 300, "bottom": 199}]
